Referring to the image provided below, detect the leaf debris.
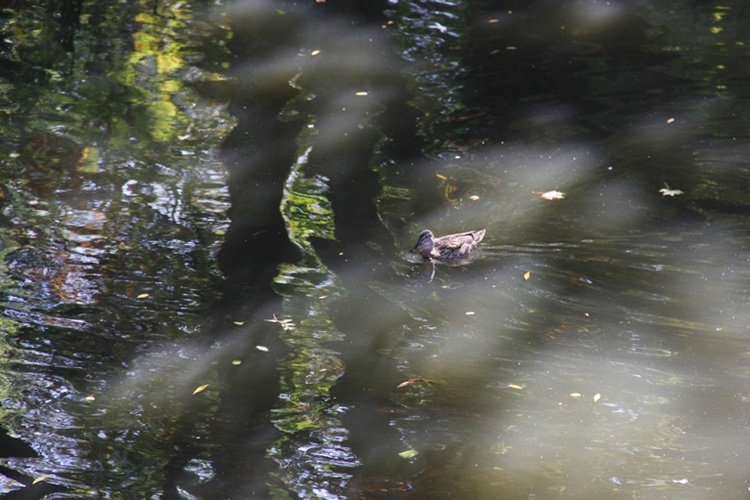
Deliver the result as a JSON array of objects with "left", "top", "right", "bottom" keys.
[
  {"left": 659, "top": 183, "right": 684, "bottom": 197},
  {"left": 192, "top": 384, "right": 209, "bottom": 395},
  {"left": 265, "top": 314, "right": 296, "bottom": 331},
  {"left": 397, "top": 377, "right": 433, "bottom": 388},
  {"left": 399, "top": 449, "right": 418, "bottom": 459},
  {"left": 533, "top": 190, "right": 565, "bottom": 200}
]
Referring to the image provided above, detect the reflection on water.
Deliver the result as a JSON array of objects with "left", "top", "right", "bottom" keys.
[{"left": 1, "top": 0, "right": 750, "bottom": 498}]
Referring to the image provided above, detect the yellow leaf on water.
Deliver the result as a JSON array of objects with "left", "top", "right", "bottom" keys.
[
  {"left": 666, "top": 117, "right": 675, "bottom": 124},
  {"left": 436, "top": 173, "right": 447, "bottom": 180},
  {"left": 231, "top": 360, "right": 242, "bottom": 366},
  {"left": 469, "top": 195, "right": 480, "bottom": 201},
  {"left": 256, "top": 345, "right": 269, "bottom": 352},
  {"left": 593, "top": 393, "right": 601, "bottom": 403},
  {"left": 507, "top": 384, "right": 523, "bottom": 390},
  {"left": 84, "top": 395, "right": 96, "bottom": 402},
  {"left": 523, "top": 271, "right": 531, "bottom": 280},
  {"left": 137, "top": 293, "right": 150, "bottom": 299},
  {"left": 355, "top": 91, "right": 368, "bottom": 96},
  {"left": 192, "top": 384, "right": 209, "bottom": 395},
  {"left": 399, "top": 449, "right": 418, "bottom": 459},
  {"left": 672, "top": 478, "right": 689, "bottom": 485},
  {"left": 310, "top": 49, "right": 321, "bottom": 56},
  {"left": 234, "top": 321, "right": 245, "bottom": 326},
  {"left": 32, "top": 476, "right": 48, "bottom": 485},
  {"left": 569, "top": 392, "right": 582, "bottom": 398}
]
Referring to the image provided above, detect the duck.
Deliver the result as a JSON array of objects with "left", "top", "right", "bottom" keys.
[{"left": 411, "top": 229, "right": 486, "bottom": 261}]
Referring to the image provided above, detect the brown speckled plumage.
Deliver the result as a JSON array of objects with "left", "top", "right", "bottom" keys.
[{"left": 411, "top": 229, "right": 486, "bottom": 260}]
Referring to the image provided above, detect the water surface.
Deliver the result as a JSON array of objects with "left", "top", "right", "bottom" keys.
[{"left": 1, "top": 0, "right": 750, "bottom": 498}]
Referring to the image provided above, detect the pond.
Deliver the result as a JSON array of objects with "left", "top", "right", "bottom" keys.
[{"left": 1, "top": 0, "right": 750, "bottom": 498}]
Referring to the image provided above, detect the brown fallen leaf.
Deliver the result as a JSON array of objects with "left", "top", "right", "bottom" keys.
[{"left": 397, "top": 377, "right": 432, "bottom": 388}]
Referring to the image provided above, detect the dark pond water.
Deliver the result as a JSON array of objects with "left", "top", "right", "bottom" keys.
[{"left": 2, "top": 0, "right": 750, "bottom": 498}]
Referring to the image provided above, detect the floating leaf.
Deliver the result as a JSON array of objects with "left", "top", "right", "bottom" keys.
[
  {"left": 84, "top": 395, "right": 96, "bottom": 402},
  {"left": 507, "top": 384, "right": 523, "bottom": 390},
  {"left": 264, "top": 314, "right": 296, "bottom": 331},
  {"left": 659, "top": 183, "right": 684, "bottom": 197},
  {"left": 523, "top": 271, "right": 531, "bottom": 280},
  {"left": 310, "top": 49, "right": 321, "bottom": 56},
  {"left": 569, "top": 392, "right": 582, "bottom": 398},
  {"left": 399, "top": 449, "right": 418, "bottom": 459},
  {"left": 533, "top": 190, "right": 565, "bottom": 200},
  {"left": 32, "top": 476, "right": 48, "bottom": 485},
  {"left": 466, "top": 311, "right": 475, "bottom": 315},
  {"left": 436, "top": 173, "right": 447, "bottom": 180},
  {"left": 666, "top": 117, "right": 675, "bottom": 124},
  {"left": 672, "top": 478, "right": 689, "bottom": 485},
  {"left": 231, "top": 360, "right": 242, "bottom": 366},
  {"left": 593, "top": 393, "right": 601, "bottom": 403},
  {"left": 137, "top": 293, "right": 150, "bottom": 299},
  {"left": 234, "top": 321, "right": 245, "bottom": 326},
  {"left": 192, "top": 384, "right": 209, "bottom": 395},
  {"left": 256, "top": 345, "right": 269, "bottom": 352},
  {"left": 397, "top": 377, "right": 430, "bottom": 388},
  {"left": 355, "top": 91, "right": 368, "bottom": 96},
  {"left": 469, "top": 195, "right": 480, "bottom": 201}
]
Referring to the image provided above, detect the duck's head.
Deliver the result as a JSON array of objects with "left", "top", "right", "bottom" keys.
[{"left": 411, "top": 230, "right": 435, "bottom": 258}]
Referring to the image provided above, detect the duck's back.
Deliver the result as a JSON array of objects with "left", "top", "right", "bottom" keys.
[{"left": 434, "top": 229, "right": 485, "bottom": 259}]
